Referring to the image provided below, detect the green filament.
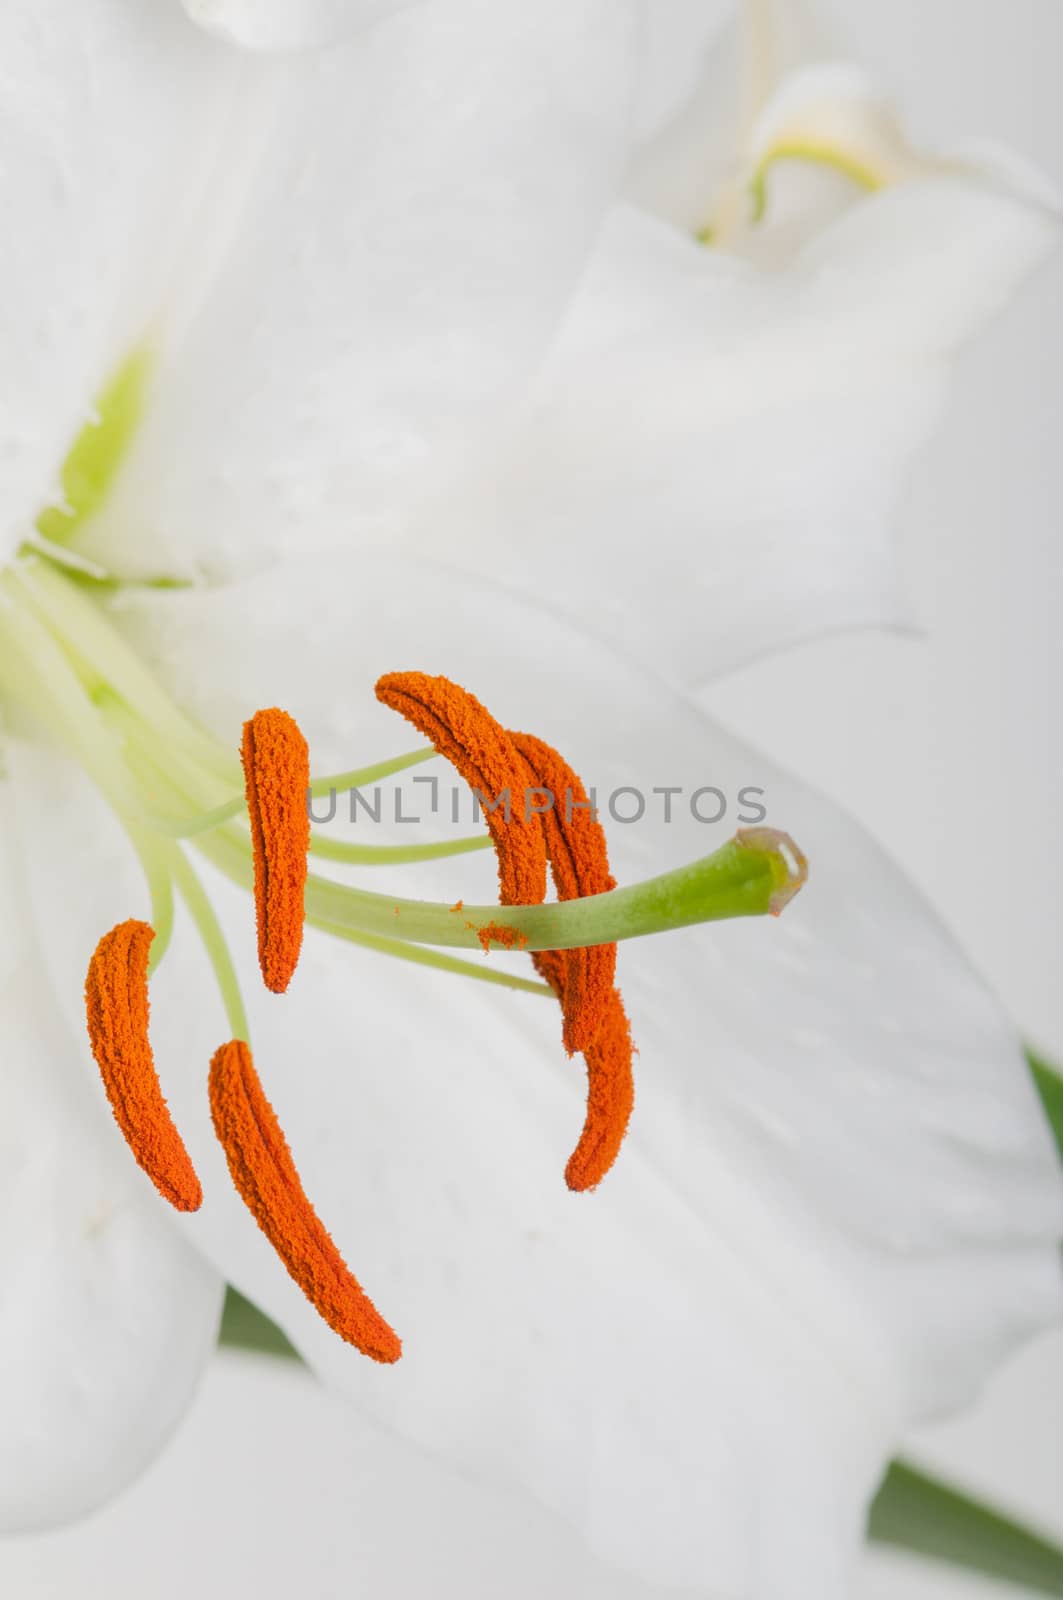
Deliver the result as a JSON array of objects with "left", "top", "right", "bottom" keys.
[
  {"left": 18, "top": 559, "right": 240, "bottom": 786},
  {"left": 309, "top": 831, "right": 493, "bottom": 866},
  {"left": 306, "top": 918, "right": 554, "bottom": 997},
  {"left": 171, "top": 851, "right": 251, "bottom": 1045},
  {"left": 308, "top": 748, "right": 435, "bottom": 797},
  {"left": 0, "top": 550, "right": 806, "bottom": 1024},
  {"left": 132, "top": 831, "right": 176, "bottom": 977}
]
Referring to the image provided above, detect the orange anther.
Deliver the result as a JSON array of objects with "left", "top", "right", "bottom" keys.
[
  {"left": 535, "top": 952, "right": 635, "bottom": 1193},
  {"left": 242, "top": 708, "right": 310, "bottom": 994},
  {"left": 85, "top": 920, "right": 202, "bottom": 1212},
  {"left": 377, "top": 672, "right": 634, "bottom": 1189},
  {"left": 563, "top": 989, "right": 635, "bottom": 1192},
  {"left": 208, "top": 1039, "right": 401, "bottom": 1363},
  {"left": 510, "top": 731, "right": 616, "bottom": 1055},
  {"left": 375, "top": 673, "right": 546, "bottom": 907}
]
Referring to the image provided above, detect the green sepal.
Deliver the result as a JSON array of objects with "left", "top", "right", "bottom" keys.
[
  {"left": 219, "top": 1287, "right": 300, "bottom": 1361},
  {"left": 1028, "top": 1047, "right": 1063, "bottom": 1162}
]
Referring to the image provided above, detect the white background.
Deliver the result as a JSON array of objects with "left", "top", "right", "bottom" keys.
[{"left": 3, "top": 1, "right": 1061, "bottom": 1596}]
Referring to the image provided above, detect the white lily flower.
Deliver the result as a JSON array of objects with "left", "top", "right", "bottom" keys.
[
  {"left": 0, "top": 2, "right": 1060, "bottom": 1593},
  {"left": 406, "top": 31, "right": 1061, "bottom": 685},
  {"left": 0, "top": 0, "right": 637, "bottom": 1529},
  {"left": 11, "top": 553, "right": 1062, "bottom": 1598}
]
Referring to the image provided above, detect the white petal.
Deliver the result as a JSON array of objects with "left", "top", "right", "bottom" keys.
[
  {"left": 627, "top": 8, "right": 741, "bottom": 236},
  {"left": 703, "top": 63, "right": 924, "bottom": 260},
  {"left": 629, "top": 0, "right": 829, "bottom": 233},
  {"left": 635, "top": 0, "right": 828, "bottom": 153},
  {"left": 0, "top": 0, "right": 232, "bottom": 561},
  {"left": 732, "top": 67, "right": 1063, "bottom": 262},
  {"left": 0, "top": 771, "right": 222, "bottom": 1533},
  {"left": 182, "top": 0, "right": 417, "bottom": 52},
  {"left": 82, "top": 0, "right": 638, "bottom": 581},
  {"left": 631, "top": 0, "right": 732, "bottom": 144},
  {"left": 740, "top": 0, "right": 830, "bottom": 126},
  {"left": 28, "top": 558, "right": 1061, "bottom": 1592},
  {"left": 747, "top": 63, "right": 919, "bottom": 180},
  {"left": 390, "top": 178, "right": 1058, "bottom": 686}
]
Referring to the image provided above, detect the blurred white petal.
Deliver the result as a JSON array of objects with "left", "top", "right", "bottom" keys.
[
  {"left": 0, "top": 0, "right": 229, "bottom": 561},
  {"left": 0, "top": 773, "right": 222, "bottom": 1533},
  {"left": 631, "top": 0, "right": 732, "bottom": 144},
  {"left": 629, "top": 0, "right": 828, "bottom": 231},
  {"left": 747, "top": 62, "right": 921, "bottom": 183},
  {"left": 403, "top": 172, "right": 1056, "bottom": 685},
  {"left": 82, "top": 0, "right": 638, "bottom": 581},
  {"left": 182, "top": 0, "right": 418, "bottom": 52}
]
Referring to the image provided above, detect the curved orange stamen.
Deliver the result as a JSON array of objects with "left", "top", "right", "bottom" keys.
[
  {"left": 377, "top": 673, "right": 634, "bottom": 1189},
  {"left": 242, "top": 708, "right": 310, "bottom": 994},
  {"left": 84, "top": 920, "right": 202, "bottom": 1212},
  {"left": 208, "top": 1039, "right": 401, "bottom": 1363},
  {"left": 511, "top": 732, "right": 634, "bottom": 1189},
  {"left": 564, "top": 990, "right": 635, "bottom": 1192},
  {"left": 510, "top": 730, "right": 617, "bottom": 1055},
  {"left": 534, "top": 951, "right": 635, "bottom": 1192},
  {"left": 375, "top": 672, "right": 546, "bottom": 907}
]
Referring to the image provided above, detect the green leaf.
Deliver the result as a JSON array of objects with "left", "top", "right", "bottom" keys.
[
  {"left": 869, "top": 1462, "right": 1063, "bottom": 1596},
  {"left": 219, "top": 1287, "right": 300, "bottom": 1361},
  {"left": 1028, "top": 1047, "right": 1063, "bottom": 1162}
]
